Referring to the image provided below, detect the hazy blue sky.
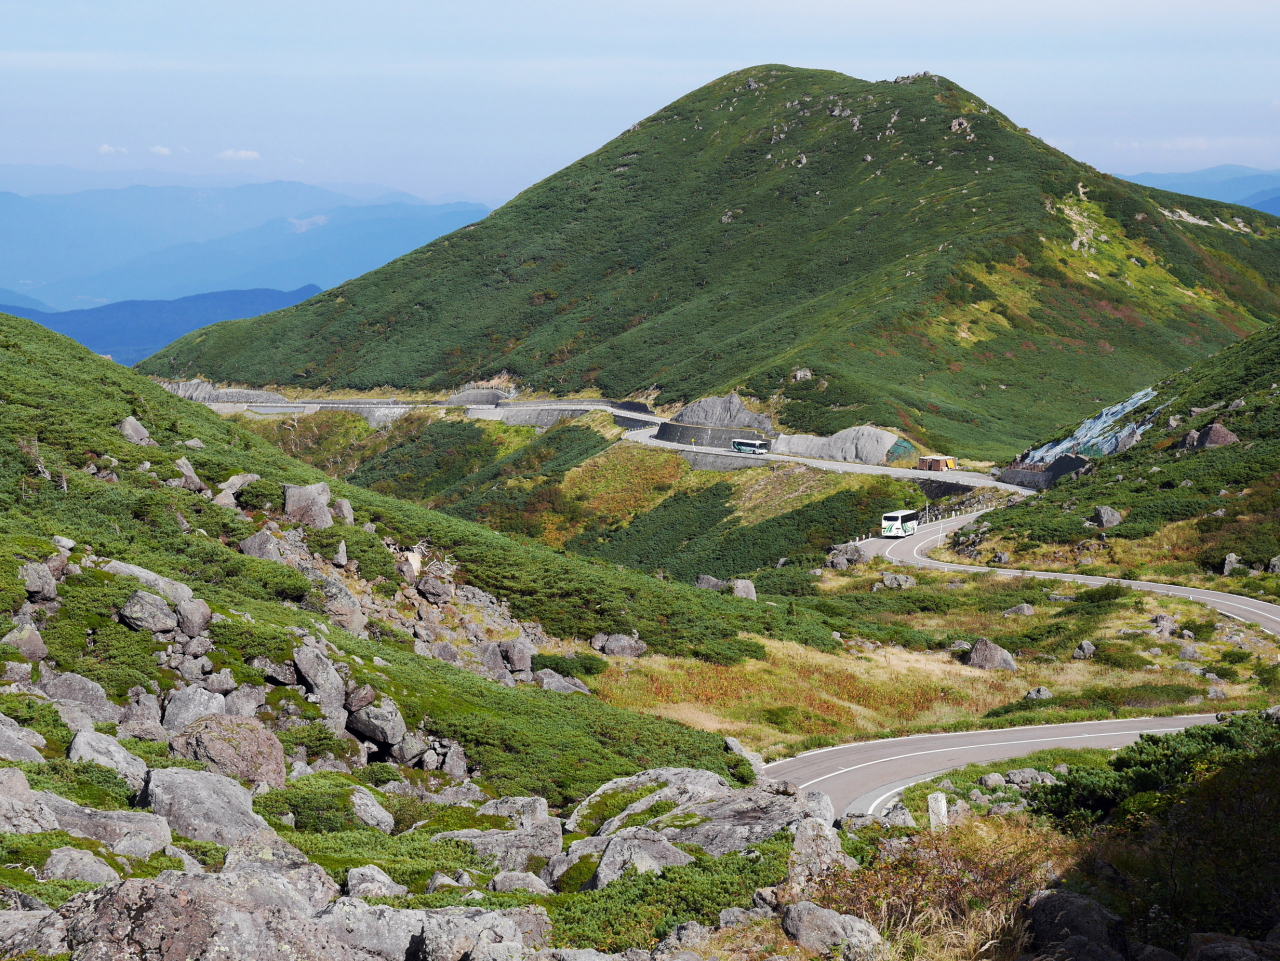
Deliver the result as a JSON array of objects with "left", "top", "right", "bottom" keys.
[{"left": 3, "top": 0, "right": 1277, "bottom": 205}]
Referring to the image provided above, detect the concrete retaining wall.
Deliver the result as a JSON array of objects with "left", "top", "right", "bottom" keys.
[{"left": 654, "top": 423, "right": 770, "bottom": 450}]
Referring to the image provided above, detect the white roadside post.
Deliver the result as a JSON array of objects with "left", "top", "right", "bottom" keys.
[{"left": 928, "top": 792, "right": 948, "bottom": 832}]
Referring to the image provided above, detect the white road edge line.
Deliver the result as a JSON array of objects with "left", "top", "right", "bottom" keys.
[{"left": 793, "top": 727, "right": 1189, "bottom": 789}]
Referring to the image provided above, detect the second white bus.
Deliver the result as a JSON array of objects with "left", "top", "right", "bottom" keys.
[{"left": 880, "top": 510, "right": 920, "bottom": 538}]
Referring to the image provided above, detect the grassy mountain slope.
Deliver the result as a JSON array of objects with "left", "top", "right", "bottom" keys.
[
  {"left": 963, "top": 321, "right": 1280, "bottom": 594},
  {"left": 140, "top": 65, "right": 1280, "bottom": 460}
]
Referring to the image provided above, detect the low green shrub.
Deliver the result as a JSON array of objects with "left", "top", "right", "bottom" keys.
[
  {"left": 10, "top": 759, "right": 134, "bottom": 809},
  {"left": 530, "top": 653, "right": 607, "bottom": 678}
]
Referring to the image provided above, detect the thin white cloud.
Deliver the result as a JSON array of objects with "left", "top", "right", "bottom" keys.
[
  {"left": 151, "top": 145, "right": 171, "bottom": 155},
  {"left": 97, "top": 143, "right": 125, "bottom": 154},
  {"left": 217, "top": 148, "right": 260, "bottom": 160},
  {"left": 287, "top": 214, "right": 328, "bottom": 233}
]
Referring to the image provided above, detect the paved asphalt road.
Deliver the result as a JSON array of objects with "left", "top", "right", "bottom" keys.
[
  {"left": 765, "top": 514, "right": 1279, "bottom": 817},
  {"left": 765, "top": 715, "right": 1219, "bottom": 817}
]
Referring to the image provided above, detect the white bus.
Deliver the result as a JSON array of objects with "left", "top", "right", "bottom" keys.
[
  {"left": 880, "top": 510, "right": 920, "bottom": 538},
  {"left": 731, "top": 439, "right": 769, "bottom": 455}
]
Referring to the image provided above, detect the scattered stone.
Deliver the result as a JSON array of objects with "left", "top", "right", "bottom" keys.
[
  {"left": 978, "top": 773, "right": 1006, "bottom": 789},
  {"left": 694, "top": 574, "right": 728, "bottom": 591},
  {"left": 489, "top": 871, "right": 554, "bottom": 895},
  {"left": 176, "top": 598, "right": 212, "bottom": 637},
  {"left": 1092, "top": 506, "right": 1123, "bottom": 529},
  {"left": 240, "top": 530, "right": 285, "bottom": 562},
  {"left": 39, "top": 847, "right": 118, "bottom": 884},
  {"left": 1003, "top": 603, "right": 1035, "bottom": 617},
  {"left": 1, "top": 623, "right": 47, "bottom": 661},
  {"left": 1179, "top": 645, "right": 1203, "bottom": 661},
  {"left": 963, "top": 638, "right": 1017, "bottom": 671},
  {"left": 333, "top": 499, "right": 355, "bottom": 526},
  {"left": 881, "top": 573, "right": 916, "bottom": 590},
  {"left": 781, "top": 901, "right": 883, "bottom": 960},
  {"left": 350, "top": 786, "right": 395, "bottom": 833},
  {"left": 141, "top": 767, "right": 269, "bottom": 844},
  {"left": 534, "top": 669, "right": 590, "bottom": 694},
  {"left": 1195, "top": 424, "right": 1239, "bottom": 449},
  {"left": 731, "top": 579, "right": 757, "bottom": 601},
  {"left": 162, "top": 685, "right": 225, "bottom": 733},
  {"left": 333, "top": 541, "right": 348, "bottom": 567},
  {"left": 0, "top": 769, "right": 58, "bottom": 834},
  {"left": 1223, "top": 553, "right": 1242, "bottom": 576},
  {"left": 415, "top": 576, "right": 452, "bottom": 606},
  {"left": 117, "top": 416, "right": 156, "bottom": 446},
  {"left": 68, "top": 731, "right": 149, "bottom": 791},
  {"left": 348, "top": 698, "right": 408, "bottom": 746},
  {"left": 880, "top": 802, "right": 916, "bottom": 828},
  {"left": 283, "top": 481, "right": 334, "bottom": 529},
  {"left": 1073, "top": 641, "right": 1096, "bottom": 660},
  {"left": 992, "top": 552, "right": 1010, "bottom": 564},
  {"left": 1025, "top": 687, "right": 1053, "bottom": 700},
  {"left": 119, "top": 590, "right": 179, "bottom": 633},
  {"left": 19, "top": 562, "right": 58, "bottom": 602},
  {"left": 37, "top": 671, "right": 124, "bottom": 723}
]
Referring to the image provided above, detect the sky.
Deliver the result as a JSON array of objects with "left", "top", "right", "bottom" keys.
[{"left": 2, "top": 0, "right": 1278, "bottom": 206}]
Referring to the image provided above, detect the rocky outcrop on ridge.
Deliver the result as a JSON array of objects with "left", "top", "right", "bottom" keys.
[{"left": 772, "top": 425, "right": 899, "bottom": 465}]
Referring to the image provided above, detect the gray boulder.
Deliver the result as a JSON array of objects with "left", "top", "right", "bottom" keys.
[
  {"left": 881, "top": 801, "right": 917, "bottom": 828},
  {"left": 1179, "top": 645, "right": 1203, "bottom": 661},
  {"left": 346, "top": 864, "right": 407, "bottom": 899},
  {"left": 787, "top": 817, "right": 857, "bottom": 887},
  {"left": 162, "top": 685, "right": 225, "bottom": 733},
  {"left": 39, "top": 847, "right": 118, "bottom": 884},
  {"left": 37, "top": 672, "right": 123, "bottom": 723},
  {"left": 345, "top": 684, "right": 378, "bottom": 714},
  {"left": 177, "top": 598, "right": 212, "bottom": 637},
  {"left": 348, "top": 699, "right": 408, "bottom": 746},
  {"left": 117, "top": 415, "right": 155, "bottom": 445},
  {"left": 442, "top": 742, "right": 468, "bottom": 780},
  {"left": 489, "top": 871, "right": 554, "bottom": 895},
  {"left": 18, "top": 563, "right": 57, "bottom": 601},
  {"left": 882, "top": 573, "right": 916, "bottom": 590},
  {"left": 333, "top": 499, "right": 356, "bottom": 526},
  {"left": 1, "top": 623, "right": 47, "bottom": 661},
  {"left": 170, "top": 714, "right": 287, "bottom": 789},
  {"left": 772, "top": 425, "right": 898, "bottom": 466},
  {"left": 315, "top": 899, "right": 541, "bottom": 961},
  {"left": 589, "top": 633, "right": 648, "bottom": 658},
  {"left": 567, "top": 767, "right": 735, "bottom": 835},
  {"left": 731, "top": 579, "right": 757, "bottom": 601},
  {"left": 293, "top": 645, "right": 348, "bottom": 732},
  {"left": 170, "top": 456, "right": 209, "bottom": 492},
  {"left": 415, "top": 577, "right": 452, "bottom": 606},
  {"left": 586, "top": 828, "right": 694, "bottom": 889},
  {"left": 1025, "top": 687, "right": 1053, "bottom": 700},
  {"left": 781, "top": 901, "right": 883, "bottom": 960},
  {"left": 1196, "top": 424, "right": 1239, "bottom": 449},
  {"left": 963, "top": 638, "right": 1017, "bottom": 671},
  {"left": 117, "top": 688, "right": 168, "bottom": 741},
  {"left": 694, "top": 574, "right": 728, "bottom": 591},
  {"left": 100, "top": 560, "right": 194, "bottom": 605},
  {"left": 68, "top": 731, "right": 148, "bottom": 792},
  {"left": 534, "top": 669, "right": 590, "bottom": 694},
  {"left": 141, "top": 767, "right": 269, "bottom": 844},
  {"left": 1092, "top": 506, "right": 1123, "bottom": 529},
  {"left": 1004, "top": 603, "right": 1035, "bottom": 617},
  {"left": 0, "top": 725, "right": 45, "bottom": 763},
  {"left": 499, "top": 636, "right": 539, "bottom": 671},
  {"left": 283, "top": 482, "right": 334, "bottom": 529},
  {"left": 37, "top": 791, "right": 171, "bottom": 855},
  {"left": 351, "top": 787, "right": 395, "bottom": 834},
  {"left": 977, "top": 773, "right": 1005, "bottom": 789},
  {"left": 119, "top": 590, "right": 178, "bottom": 633},
  {"left": 1073, "top": 641, "right": 1096, "bottom": 660},
  {"left": 643, "top": 782, "right": 815, "bottom": 856},
  {"left": 240, "top": 530, "right": 285, "bottom": 562},
  {"left": 1223, "top": 553, "right": 1242, "bottom": 576},
  {"left": 0, "top": 769, "right": 58, "bottom": 834},
  {"left": 1026, "top": 890, "right": 1125, "bottom": 953},
  {"left": 436, "top": 797, "right": 562, "bottom": 872}
]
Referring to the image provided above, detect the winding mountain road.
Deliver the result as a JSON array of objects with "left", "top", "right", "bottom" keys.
[{"left": 766, "top": 514, "right": 1279, "bottom": 816}]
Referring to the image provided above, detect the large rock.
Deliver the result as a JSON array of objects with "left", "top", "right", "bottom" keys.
[
  {"left": 1195, "top": 424, "right": 1240, "bottom": 449},
  {"left": 284, "top": 482, "right": 334, "bottom": 529},
  {"left": 672, "top": 393, "right": 772, "bottom": 432},
  {"left": 773, "top": 425, "right": 899, "bottom": 465},
  {"left": 881, "top": 573, "right": 916, "bottom": 590},
  {"left": 117, "top": 415, "right": 155, "bottom": 445},
  {"left": 347, "top": 699, "right": 408, "bottom": 746},
  {"left": 36, "top": 671, "right": 124, "bottom": 723},
  {"left": 37, "top": 791, "right": 171, "bottom": 855},
  {"left": 534, "top": 669, "right": 590, "bottom": 694},
  {"left": 177, "top": 598, "right": 212, "bottom": 637},
  {"left": 221, "top": 830, "right": 341, "bottom": 914},
  {"left": 19, "top": 562, "right": 57, "bottom": 601},
  {"left": 170, "top": 714, "right": 287, "bottom": 789},
  {"left": 1003, "top": 603, "right": 1035, "bottom": 617},
  {"left": 781, "top": 901, "right": 883, "bottom": 960},
  {"left": 694, "top": 574, "right": 729, "bottom": 591},
  {"left": 1091, "top": 505, "right": 1123, "bottom": 529},
  {"left": 499, "top": 636, "right": 538, "bottom": 671},
  {"left": 140, "top": 767, "right": 270, "bottom": 844},
  {"left": 0, "top": 713, "right": 43, "bottom": 751},
  {"left": 293, "top": 645, "right": 349, "bottom": 732},
  {"left": 731, "top": 579, "right": 757, "bottom": 601},
  {"left": 0, "top": 769, "right": 58, "bottom": 834},
  {"left": 647, "top": 782, "right": 814, "bottom": 856},
  {"left": 241, "top": 530, "right": 285, "bottom": 562},
  {"left": 170, "top": 456, "right": 209, "bottom": 492},
  {"left": 441, "top": 742, "right": 468, "bottom": 780},
  {"left": 785, "top": 817, "right": 857, "bottom": 891},
  {"left": 162, "top": 685, "right": 225, "bottom": 733},
  {"left": 100, "top": 560, "right": 194, "bottom": 605},
  {"left": 118, "top": 688, "right": 168, "bottom": 742},
  {"left": 119, "top": 590, "right": 179, "bottom": 633},
  {"left": 350, "top": 787, "right": 395, "bottom": 834},
  {"left": 346, "top": 864, "right": 408, "bottom": 899},
  {"left": 39, "top": 847, "right": 118, "bottom": 884},
  {"left": 436, "top": 797, "right": 562, "bottom": 872},
  {"left": 566, "top": 767, "right": 735, "bottom": 834},
  {"left": 586, "top": 828, "right": 694, "bottom": 889},
  {"left": 1, "top": 623, "right": 47, "bottom": 661},
  {"left": 489, "top": 871, "right": 553, "bottom": 895},
  {"left": 68, "top": 731, "right": 149, "bottom": 792},
  {"left": 415, "top": 576, "right": 452, "bottom": 606},
  {"left": 1026, "top": 890, "right": 1125, "bottom": 953},
  {"left": 314, "top": 577, "right": 367, "bottom": 635},
  {"left": 0, "top": 725, "right": 45, "bottom": 763},
  {"left": 333, "top": 499, "right": 356, "bottom": 526},
  {"left": 315, "top": 899, "right": 544, "bottom": 961},
  {"left": 963, "top": 638, "right": 1017, "bottom": 671}
]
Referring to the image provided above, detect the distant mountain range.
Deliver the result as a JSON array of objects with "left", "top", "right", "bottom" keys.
[
  {"left": 1120, "top": 164, "right": 1280, "bottom": 215},
  {"left": 0, "top": 286, "right": 320, "bottom": 365},
  {"left": 0, "top": 180, "right": 487, "bottom": 310}
]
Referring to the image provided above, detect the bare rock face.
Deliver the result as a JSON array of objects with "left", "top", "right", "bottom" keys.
[
  {"left": 346, "top": 864, "right": 407, "bottom": 899},
  {"left": 314, "top": 899, "right": 542, "bottom": 961},
  {"left": 240, "top": 530, "right": 285, "bottom": 562},
  {"left": 284, "top": 482, "right": 334, "bottom": 529},
  {"left": 140, "top": 767, "right": 270, "bottom": 845},
  {"left": 672, "top": 392, "right": 772, "bottom": 432},
  {"left": 68, "top": 731, "right": 149, "bottom": 792},
  {"left": 119, "top": 590, "right": 179, "bottom": 633},
  {"left": 963, "top": 638, "right": 1017, "bottom": 671},
  {"left": 586, "top": 828, "right": 693, "bottom": 889},
  {"left": 162, "top": 685, "right": 225, "bottom": 734},
  {"left": 773, "top": 425, "right": 899, "bottom": 466},
  {"left": 565, "top": 767, "right": 734, "bottom": 835},
  {"left": 37, "top": 671, "right": 124, "bottom": 723},
  {"left": 170, "top": 715, "right": 287, "bottom": 789}
]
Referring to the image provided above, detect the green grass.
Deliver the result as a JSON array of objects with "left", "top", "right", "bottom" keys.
[{"left": 139, "top": 67, "right": 1280, "bottom": 462}]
